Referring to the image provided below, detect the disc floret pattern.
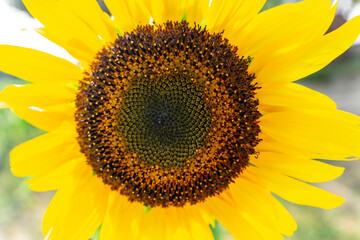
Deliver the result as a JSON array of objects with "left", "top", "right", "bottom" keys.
[
  {"left": 118, "top": 75, "right": 211, "bottom": 168},
  {"left": 76, "top": 21, "right": 261, "bottom": 207}
]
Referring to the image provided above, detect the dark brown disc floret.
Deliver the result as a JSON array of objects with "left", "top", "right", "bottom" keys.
[{"left": 75, "top": 21, "right": 261, "bottom": 207}]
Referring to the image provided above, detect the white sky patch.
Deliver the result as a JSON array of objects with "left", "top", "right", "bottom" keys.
[
  {"left": 0, "top": 0, "right": 77, "bottom": 62},
  {"left": 332, "top": 0, "right": 338, "bottom": 9},
  {"left": 149, "top": 16, "right": 154, "bottom": 25},
  {"left": 349, "top": 2, "right": 360, "bottom": 45},
  {"left": 29, "top": 106, "right": 45, "bottom": 112}
]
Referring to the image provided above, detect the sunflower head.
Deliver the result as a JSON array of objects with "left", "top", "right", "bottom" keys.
[
  {"left": 76, "top": 21, "right": 261, "bottom": 207},
  {"left": 1, "top": 0, "right": 360, "bottom": 239}
]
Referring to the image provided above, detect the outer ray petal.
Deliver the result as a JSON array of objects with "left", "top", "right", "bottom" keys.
[
  {"left": 246, "top": 166, "right": 344, "bottom": 209},
  {"left": 260, "top": 110, "right": 360, "bottom": 160},
  {"left": 34, "top": 28, "right": 93, "bottom": 66},
  {"left": 205, "top": 194, "right": 264, "bottom": 239},
  {"left": 0, "top": 45, "right": 82, "bottom": 84},
  {"left": 238, "top": 0, "right": 335, "bottom": 57},
  {"left": 23, "top": 0, "right": 103, "bottom": 65},
  {"left": 42, "top": 164, "right": 110, "bottom": 240},
  {"left": 0, "top": 83, "right": 76, "bottom": 131},
  {"left": 234, "top": 0, "right": 338, "bottom": 85},
  {"left": 0, "top": 83, "right": 76, "bottom": 106},
  {"left": 138, "top": 0, "right": 182, "bottom": 24},
  {"left": 8, "top": 103, "right": 75, "bottom": 132},
  {"left": 138, "top": 208, "right": 167, "bottom": 240},
  {"left": 206, "top": 179, "right": 295, "bottom": 239},
  {"left": 100, "top": 192, "right": 145, "bottom": 240},
  {"left": 56, "top": 0, "right": 117, "bottom": 43},
  {"left": 104, "top": 0, "right": 151, "bottom": 33},
  {"left": 179, "top": 0, "right": 210, "bottom": 24},
  {"left": 105, "top": 0, "right": 210, "bottom": 34},
  {"left": 25, "top": 157, "right": 81, "bottom": 191},
  {"left": 242, "top": 215, "right": 284, "bottom": 240},
  {"left": 171, "top": 210, "right": 193, "bottom": 240},
  {"left": 257, "top": 83, "right": 337, "bottom": 114},
  {"left": 143, "top": 0, "right": 210, "bottom": 25},
  {"left": 257, "top": 134, "right": 359, "bottom": 161},
  {"left": 253, "top": 15, "right": 360, "bottom": 86},
  {"left": 140, "top": 206, "right": 214, "bottom": 240},
  {"left": 207, "top": 0, "right": 266, "bottom": 37},
  {"left": 230, "top": 178, "right": 297, "bottom": 237},
  {"left": 261, "top": 142, "right": 358, "bottom": 161},
  {"left": 102, "top": 194, "right": 213, "bottom": 240},
  {"left": 10, "top": 122, "right": 79, "bottom": 177},
  {"left": 251, "top": 152, "right": 345, "bottom": 183},
  {"left": 184, "top": 208, "right": 214, "bottom": 240}
]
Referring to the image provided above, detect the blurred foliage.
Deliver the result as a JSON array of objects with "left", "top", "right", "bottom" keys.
[
  {"left": 261, "top": 0, "right": 284, "bottom": 11},
  {"left": 0, "top": 76, "right": 49, "bottom": 239},
  {"left": 4, "top": 0, "right": 27, "bottom": 12}
]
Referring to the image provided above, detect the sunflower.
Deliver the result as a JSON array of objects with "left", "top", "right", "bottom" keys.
[{"left": 1, "top": 0, "right": 360, "bottom": 239}]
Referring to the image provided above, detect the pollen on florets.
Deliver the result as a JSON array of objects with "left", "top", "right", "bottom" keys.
[{"left": 75, "top": 21, "right": 261, "bottom": 207}]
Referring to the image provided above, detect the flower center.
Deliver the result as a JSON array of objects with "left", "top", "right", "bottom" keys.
[
  {"left": 75, "top": 21, "right": 261, "bottom": 207},
  {"left": 118, "top": 75, "right": 211, "bottom": 168}
]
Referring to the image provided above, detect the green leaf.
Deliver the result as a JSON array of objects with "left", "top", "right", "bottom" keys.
[
  {"left": 248, "top": 162, "right": 256, "bottom": 167},
  {"left": 182, "top": 11, "right": 188, "bottom": 22},
  {"left": 90, "top": 225, "right": 101, "bottom": 240},
  {"left": 144, "top": 205, "right": 152, "bottom": 214}
]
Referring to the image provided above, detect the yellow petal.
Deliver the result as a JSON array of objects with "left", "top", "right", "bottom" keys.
[
  {"left": 257, "top": 83, "right": 337, "bottom": 114},
  {"left": 25, "top": 157, "right": 81, "bottom": 192},
  {"left": 138, "top": 208, "right": 167, "bottom": 240},
  {"left": 104, "top": 0, "right": 151, "bottom": 33},
  {"left": 185, "top": 208, "right": 215, "bottom": 240},
  {"left": 242, "top": 214, "right": 284, "bottom": 240},
  {"left": 253, "top": 15, "right": 360, "bottom": 85},
  {"left": 100, "top": 192, "right": 145, "bottom": 240},
  {"left": 172, "top": 226, "right": 192, "bottom": 240},
  {"left": 142, "top": 0, "right": 209, "bottom": 25},
  {"left": 234, "top": 0, "right": 338, "bottom": 84},
  {"left": 12, "top": 103, "right": 75, "bottom": 132},
  {"left": 231, "top": 178, "right": 297, "bottom": 236},
  {"left": 140, "top": 206, "right": 214, "bottom": 240},
  {"left": 207, "top": 0, "right": 266, "bottom": 38},
  {"left": 257, "top": 134, "right": 357, "bottom": 161},
  {"left": 23, "top": 0, "right": 103, "bottom": 64},
  {"left": 239, "top": 0, "right": 335, "bottom": 57},
  {"left": 0, "top": 83, "right": 76, "bottom": 106},
  {"left": 0, "top": 45, "right": 82, "bottom": 84},
  {"left": 164, "top": 208, "right": 185, "bottom": 239},
  {"left": 251, "top": 152, "right": 345, "bottom": 183},
  {"left": 205, "top": 194, "right": 264, "bottom": 239},
  {"left": 105, "top": 0, "right": 209, "bottom": 34},
  {"left": 43, "top": 167, "right": 110, "bottom": 240},
  {"left": 10, "top": 122, "right": 79, "bottom": 177},
  {"left": 56, "top": 0, "right": 117, "bottom": 43},
  {"left": 180, "top": 0, "right": 210, "bottom": 25},
  {"left": 260, "top": 109, "right": 360, "bottom": 160},
  {"left": 0, "top": 83, "right": 76, "bottom": 131},
  {"left": 246, "top": 166, "right": 345, "bottom": 209},
  {"left": 139, "top": 0, "right": 179, "bottom": 24},
  {"left": 35, "top": 28, "right": 93, "bottom": 67}
]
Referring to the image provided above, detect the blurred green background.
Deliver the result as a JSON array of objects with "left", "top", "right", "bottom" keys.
[{"left": 0, "top": 0, "right": 360, "bottom": 239}]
